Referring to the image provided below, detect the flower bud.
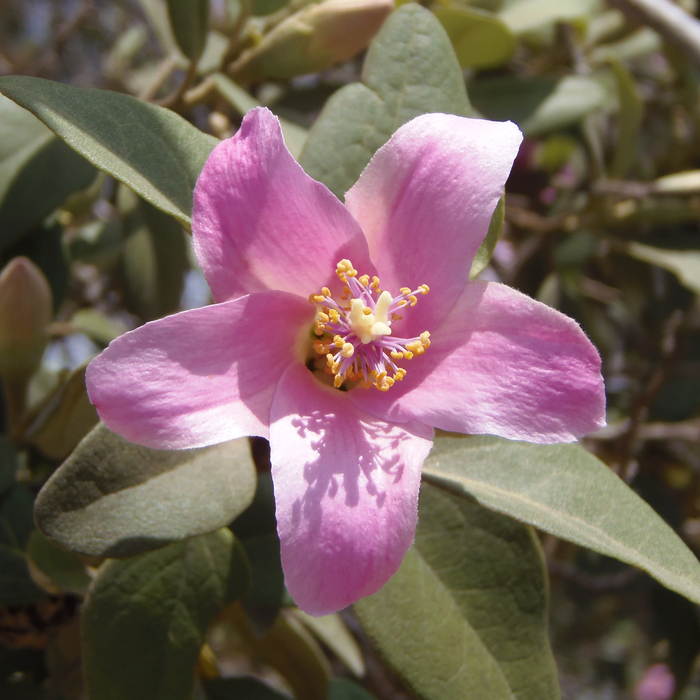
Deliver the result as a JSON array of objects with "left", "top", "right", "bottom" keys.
[
  {"left": 0, "top": 257, "right": 52, "bottom": 380},
  {"left": 230, "top": 0, "right": 394, "bottom": 82}
]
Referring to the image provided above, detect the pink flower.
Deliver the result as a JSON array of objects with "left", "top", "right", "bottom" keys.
[
  {"left": 635, "top": 664, "right": 675, "bottom": 700},
  {"left": 86, "top": 108, "right": 605, "bottom": 616}
]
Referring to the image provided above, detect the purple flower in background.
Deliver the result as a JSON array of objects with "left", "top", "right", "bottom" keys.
[
  {"left": 635, "top": 664, "right": 676, "bottom": 700},
  {"left": 86, "top": 108, "right": 605, "bottom": 615}
]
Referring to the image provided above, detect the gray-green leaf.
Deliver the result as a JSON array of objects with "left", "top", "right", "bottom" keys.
[
  {"left": 34, "top": 422, "right": 257, "bottom": 558},
  {"left": 166, "top": 0, "right": 210, "bottom": 62},
  {"left": 83, "top": 528, "right": 250, "bottom": 700},
  {"left": 299, "top": 4, "right": 473, "bottom": 198},
  {"left": 355, "top": 483, "right": 559, "bottom": 700},
  {"left": 0, "top": 76, "right": 218, "bottom": 227},
  {"left": 422, "top": 436, "right": 700, "bottom": 607},
  {"left": 0, "top": 94, "right": 96, "bottom": 249}
]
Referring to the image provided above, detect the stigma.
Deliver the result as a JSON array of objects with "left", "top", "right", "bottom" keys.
[{"left": 308, "top": 259, "right": 430, "bottom": 391}]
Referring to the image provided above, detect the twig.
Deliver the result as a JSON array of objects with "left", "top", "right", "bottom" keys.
[
  {"left": 139, "top": 56, "right": 179, "bottom": 102},
  {"left": 617, "top": 309, "right": 688, "bottom": 477},
  {"left": 156, "top": 61, "right": 198, "bottom": 110},
  {"left": 609, "top": 0, "right": 700, "bottom": 72},
  {"left": 548, "top": 560, "right": 642, "bottom": 591}
]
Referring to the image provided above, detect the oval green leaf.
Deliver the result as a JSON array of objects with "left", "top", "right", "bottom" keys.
[
  {"left": 0, "top": 76, "right": 218, "bottom": 227},
  {"left": 422, "top": 436, "right": 700, "bottom": 607},
  {"left": 355, "top": 483, "right": 559, "bottom": 700},
  {"left": 34, "top": 422, "right": 257, "bottom": 558},
  {"left": 0, "top": 94, "right": 96, "bottom": 249},
  {"left": 83, "top": 528, "right": 250, "bottom": 700},
  {"left": 433, "top": 5, "right": 516, "bottom": 70},
  {"left": 166, "top": 0, "right": 210, "bottom": 62},
  {"left": 299, "top": 3, "right": 473, "bottom": 198}
]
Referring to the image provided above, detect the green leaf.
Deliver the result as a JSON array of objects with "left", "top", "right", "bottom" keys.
[
  {"left": 166, "top": 0, "right": 210, "bottom": 62},
  {"left": 355, "top": 483, "right": 558, "bottom": 700},
  {"left": 422, "top": 436, "right": 700, "bottom": 607},
  {"left": 34, "top": 422, "right": 257, "bottom": 558},
  {"left": 203, "top": 677, "right": 288, "bottom": 700},
  {"left": 607, "top": 59, "right": 642, "bottom": 178},
  {"left": 470, "top": 195, "right": 505, "bottom": 278},
  {"left": 212, "top": 74, "right": 308, "bottom": 160},
  {"left": 470, "top": 74, "right": 612, "bottom": 136},
  {"left": 223, "top": 605, "right": 331, "bottom": 700},
  {"left": 0, "top": 76, "right": 218, "bottom": 227},
  {"left": 26, "top": 531, "right": 92, "bottom": 597},
  {"left": 25, "top": 364, "right": 99, "bottom": 462},
  {"left": 83, "top": 528, "right": 250, "bottom": 700},
  {"left": 433, "top": 5, "right": 516, "bottom": 69},
  {"left": 1, "top": 220, "right": 69, "bottom": 313},
  {"left": 118, "top": 185, "right": 189, "bottom": 321},
  {"left": 0, "top": 485, "right": 47, "bottom": 604},
  {"left": 299, "top": 4, "right": 472, "bottom": 198},
  {"left": 293, "top": 611, "right": 365, "bottom": 677},
  {"left": 328, "top": 679, "right": 377, "bottom": 700},
  {"left": 0, "top": 94, "right": 96, "bottom": 250},
  {"left": 624, "top": 242, "right": 700, "bottom": 295}
]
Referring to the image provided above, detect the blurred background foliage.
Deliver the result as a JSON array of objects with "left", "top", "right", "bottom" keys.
[{"left": 2, "top": 0, "right": 700, "bottom": 698}]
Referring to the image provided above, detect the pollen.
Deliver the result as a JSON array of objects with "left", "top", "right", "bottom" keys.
[{"left": 309, "top": 259, "right": 431, "bottom": 391}]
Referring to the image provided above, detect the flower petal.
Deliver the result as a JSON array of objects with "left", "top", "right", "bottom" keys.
[
  {"left": 350, "top": 280, "right": 606, "bottom": 443},
  {"left": 270, "top": 363, "right": 433, "bottom": 616},
  {"left": 192, "top": 107, "right": 375, "bottom": 302},
  {"left": 86, "top": 291, "right": 314, "bottom": 449},
  {"left": 345, "top": 114, "right": 522, "bottom": 334}
]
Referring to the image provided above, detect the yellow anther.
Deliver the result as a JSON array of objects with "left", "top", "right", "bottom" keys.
[
  {"left": 420, "top": 331, "right": 431, "bottom": 347},
  {"left": 329, "top": 309, "right": 340, "bottom": 323},
  {"left": 336, "top": 259, "right": 357, "bottom": 278},
  {"left": 404, "top": 350, "right": 414, "bottom": 360},
  {"left": 370, "top": 370, "right": 378, "bottom": 379},
  {"left": 333, "top": 335, "right": 344, "bottom": 348},
  {"left": 376, "top": 371, "right": 387, "bottom": 382},
  {"left": 363, "top": 306, "right": 373, "bottom": 316},
  {"left": 400, "top": 287, "right": 411, "bottom": 296},
  {"left": 334, "top": 374, "right": 345, "bottom": 388},
  {"left": 321, "top": 287, "right": 331, "bottom": 297},
  {"left": 395, "top": 368, "right": 407, "bottom": 381},
  {"left": 371, "top": 276, "right": 380, "bottom": 289},
  {"left": 341, "top": 342, "right": 355, "bottom": 358},
  {"left": 390, "top": 350, "right": 404, "bottom": 359},
  {"left": 408, "top": 295, "right": 418, "bottom": 307},
  {"left": 397, "top": 300, "right": 408, "bottom": 308},
  {"left": 313, "top": 341, "right": 328, "bottom": 354},
  {"left": 419, "top": 284, "right": 430, "bottom": 295},
  {"left": 318, "top": 312, "right": 329, "bottom": 324},
  {"left": 314, "top": 324, "right": 324, "bottom": 336},
  {"left": 361, "top": 379, "right": 373, "bottom": 388},
  {"left": 313, "top": 294, "right": 326, "bottom": 304},
  {"left": 358, "top": 275, "right": 369, "bottom": 286},
  {"left": 406, "top": 341, "right": 422, "bottom": 353}
]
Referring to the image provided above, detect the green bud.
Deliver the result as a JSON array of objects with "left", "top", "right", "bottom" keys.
[
  {"left": 0, "top": 256, "right": 52, "bottom": 380},
  {"left": 230, "top": 0, "right": 394, "bottom": 82}
]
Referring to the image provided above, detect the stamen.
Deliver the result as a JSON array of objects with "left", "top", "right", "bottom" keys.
[{"left": 309, "top": 259, "right": 430, "bottom": 391}]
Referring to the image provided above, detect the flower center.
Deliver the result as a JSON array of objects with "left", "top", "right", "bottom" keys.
[{"left": 308, "top": 259, "right": 431, "bottom": 392}]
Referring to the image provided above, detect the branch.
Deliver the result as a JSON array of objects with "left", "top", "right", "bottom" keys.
[{"left": 610, "top": 0, "right": 700, "bottom": 71}]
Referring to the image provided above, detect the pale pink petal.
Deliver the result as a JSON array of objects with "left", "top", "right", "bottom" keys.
[
  {"left": 192, "top": 107, "right": 375, "bottom": 303},
  {"left": 345, "top": 114, "right": 522, "bottom": 335},
  {"left": 350, "top": 281, "right": 606, "bottom": 443},
  {"left": 86, "top": 291, "right": 313, "bottom": 449},
  {"left": 270, "top": 363, "right": 433, "bottom": 616}
]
